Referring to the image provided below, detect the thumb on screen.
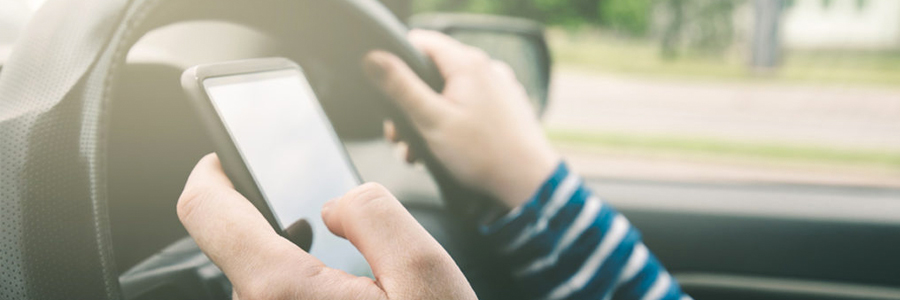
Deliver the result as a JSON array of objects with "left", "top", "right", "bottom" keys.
[{"left": 321, "top": 183, "right": 475, "bottom": 299}]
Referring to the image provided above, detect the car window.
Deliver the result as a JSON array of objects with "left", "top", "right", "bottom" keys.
[
  {"left": 4, "top": 0, "right": 896, "bottom": 189},
  {"left": 416, "top": 0, "right": 900, "bottom": 189}
]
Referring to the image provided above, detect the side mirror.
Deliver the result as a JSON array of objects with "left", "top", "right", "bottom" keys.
[{"left": 410, "top": 13, "right": 552, "bottom": 116}]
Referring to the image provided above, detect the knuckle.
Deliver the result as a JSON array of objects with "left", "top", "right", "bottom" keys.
[
  {"left": 299, "top": 263, "right": 328, "bottom": 280},
  {"left": 474, "top": 55, "right": 493, "bottom": 70},
  {"left": 359, "top": 182, "right": 392, "bottom": 196},
  {"left": 200, "top": 152, "right": 218, "bottom": 164},
  {"left": 176, "top": 185, "right": 212, "bottom": 223},
  {"left": 467, "top": 47, "right": 492, "bottom": 64},
  {"left": 343, "top": 183, "right": 395, "bottom": 214},
  {"left": 351, "top": 183, "right": 393, "bottom": 202},
  {"left": 453, "top": 46, "right": 492, "bottom": 74},
  {"left": 492, "top": 60, "right": 516, "bottom": 77},
  {"left": 466, "top": 51, "right": 495, "bottom": 76}
]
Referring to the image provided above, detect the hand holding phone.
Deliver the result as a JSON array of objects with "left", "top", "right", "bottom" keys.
[
  {"left": 177, "top": 155, "right": 477, "bottom": 300},
  {"left": 182, "top": 58, "right": 369, "bottom": 275}
]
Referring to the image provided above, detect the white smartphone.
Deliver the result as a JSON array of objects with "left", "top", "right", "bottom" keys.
[{"left": 182, "top": 57, "right": 371, "bottom": 276}]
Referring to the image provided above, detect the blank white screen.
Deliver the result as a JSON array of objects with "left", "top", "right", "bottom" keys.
[{"left": 204, "top": 69, "right": 370, "bottom": 276}]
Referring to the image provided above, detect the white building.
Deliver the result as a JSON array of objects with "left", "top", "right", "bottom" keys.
[{"left": 781, "top": 0, "right": 900, "bottom": 50}]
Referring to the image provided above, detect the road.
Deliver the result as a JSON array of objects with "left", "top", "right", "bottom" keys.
[
  {"left": 541, "top": 69, "right": 900, "bottom": 187},
  {"left": 543, "top": 68, "right": 900, "bottom": 151}
]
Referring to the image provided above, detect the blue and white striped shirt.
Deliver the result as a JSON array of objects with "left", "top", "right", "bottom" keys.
[{"left": 480, "top": 162, "right": 692, "bottom": 300}]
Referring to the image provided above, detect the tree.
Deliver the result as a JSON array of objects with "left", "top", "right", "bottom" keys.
[{"left": 599, "top": 0, "right": 654, "bottom": 36}]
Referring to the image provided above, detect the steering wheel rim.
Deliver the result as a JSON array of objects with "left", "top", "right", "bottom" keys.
[{"left": 0, "top": 1, "right": 459, "bottom": 299}]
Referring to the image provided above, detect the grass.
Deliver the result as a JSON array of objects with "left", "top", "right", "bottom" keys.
[
  {"left": 548, "top": 29, "right": 900, "bottom": 87},
  {"left": 547, "top": 129, "right": 900, "bottom": 169}
]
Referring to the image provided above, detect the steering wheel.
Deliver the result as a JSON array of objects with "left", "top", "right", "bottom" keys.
[{"left": 0, "top": 0, "right": 513, "bottom": 299}]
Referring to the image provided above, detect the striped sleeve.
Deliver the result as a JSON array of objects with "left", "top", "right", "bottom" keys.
[{"left": 479, "top": 162, "right": 692, "bottom": 300}]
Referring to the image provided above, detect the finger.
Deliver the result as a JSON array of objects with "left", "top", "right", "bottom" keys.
[
  {"left": 383, "top": 119, "right": 399, "bottom": 143},
  {"left": 321, "top": 183, "right": 475, "bottom": 299},
  {"left": 404, "top": 143, "right": 418, "bottom": 164},
  {"left": 391, "top": 141, "right": 417, "bottom": 164},
  {"left": 178, "top": 155, "right": 323, "bottom": 287},
  {"left": 491, "top": 59, "right": 518, "bottom": 81},
  {"left": 180, "top": 154, "right": 387, "bottom": 300},
  {"left": 408, "top": 29, "right": 492, "bottom": 78},
  {"left": 364, "top": 50, "right": 454, "bottom": 129},
  {"left": 385, "top": 120, "right": 417, "bottom": 164}
]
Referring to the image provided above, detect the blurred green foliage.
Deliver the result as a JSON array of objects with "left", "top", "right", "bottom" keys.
[
  {"left": 598, "top": 0, "right": 654, "bottom": 35},
  {"left": 413, "top": 0, "right": 739, "bottom": 42},
  {"left": 659, "top": 0, "right": 741, "bottom": 59},
  {"left": 413, "top": 0, "right": 654, "bottom": 34}
]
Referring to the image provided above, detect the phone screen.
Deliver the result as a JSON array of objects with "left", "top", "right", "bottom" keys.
[{"left": 202, "top": 69, "right": 371, "bottom": 276}]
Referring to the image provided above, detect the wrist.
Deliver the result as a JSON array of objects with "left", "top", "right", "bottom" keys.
[{"left": 486, "top": 146, "right": 560, "bottom": 208}]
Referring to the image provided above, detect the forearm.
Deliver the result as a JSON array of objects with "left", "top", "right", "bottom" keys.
[{"left": 480, "top": 162, "right": 691, "bottom": 300}]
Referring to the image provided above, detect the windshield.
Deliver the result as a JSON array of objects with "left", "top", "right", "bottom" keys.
[
  {"left": 4, "top": 0, "right": 897, "bottom": 189},
  {"left": 416, "top": 0, "right": 900, "bottom": 189}
]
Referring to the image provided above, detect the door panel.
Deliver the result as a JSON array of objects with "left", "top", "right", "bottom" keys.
[{"left": 588, "top": 178, "right": 900, "bottom": 299}]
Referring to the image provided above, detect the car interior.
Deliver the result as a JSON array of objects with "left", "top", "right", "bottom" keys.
[{"left": 1, "top": 0, "right": 899, "bottom": 300}]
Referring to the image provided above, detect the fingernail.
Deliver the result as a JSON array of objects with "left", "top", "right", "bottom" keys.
[{"left": 321, "top": 197, "right": 339, "bottom": 218}]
